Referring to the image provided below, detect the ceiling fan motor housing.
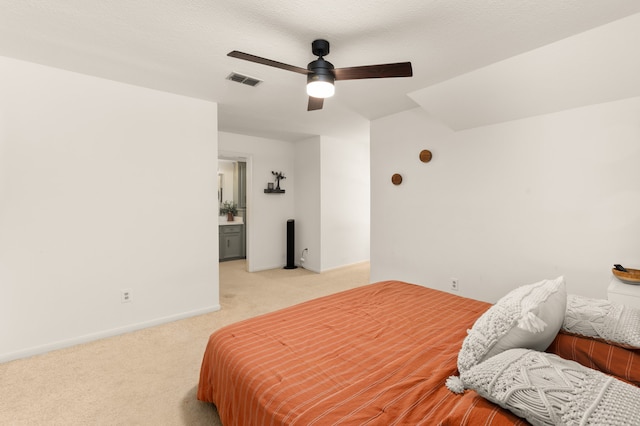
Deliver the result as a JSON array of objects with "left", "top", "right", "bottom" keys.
[{"left": 307, "top": 58, "right": 335, "bottom": 85}]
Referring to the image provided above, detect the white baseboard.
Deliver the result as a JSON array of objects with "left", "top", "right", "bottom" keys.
[
  {"left": 248, "top": 264, "right": 286, "bottom": 272},
  {"left": 249, "top": 261, "right": 369, "bottom": 274},
  {"left": 0, "top": 304, "right": 221, "bottom": 364},
  {"left": 320, "top": 260, "right": 370, "bottom": 273}
]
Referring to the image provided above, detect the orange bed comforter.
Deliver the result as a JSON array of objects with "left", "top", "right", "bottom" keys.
[{"left": 197, "top": 280, "right": 527, "bottom": 425}]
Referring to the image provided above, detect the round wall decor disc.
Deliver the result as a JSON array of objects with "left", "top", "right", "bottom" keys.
[
  {"left": 419, "top": 150, "right": 432, "bottom": 163},
  {"left": 391, "top": 173, "right": 403, "bottom": 185}
]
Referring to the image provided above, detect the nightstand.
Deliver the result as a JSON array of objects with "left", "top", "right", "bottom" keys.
[{"left": 607, "top": 276, "right": 640, "bottom": 309}]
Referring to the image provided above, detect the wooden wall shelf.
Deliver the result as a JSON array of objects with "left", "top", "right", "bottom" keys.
[{"left": 264, "top": 189, "right": 285, "bottom": 194}]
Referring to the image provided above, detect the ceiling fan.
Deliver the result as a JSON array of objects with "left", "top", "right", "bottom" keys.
[{"left": 228, "top": 39, "right": 413, "bottom": 111}]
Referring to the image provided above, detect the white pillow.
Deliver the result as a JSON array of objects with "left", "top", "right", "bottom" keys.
[
  {"left": 456, "top": 348, "right": 640, "bottom": 426},
  {"left": 563, "top": 294, "right": 640, "bottom": 348},
  {"left": 457, "top": 276, "right": 566, "bottom": 374}
]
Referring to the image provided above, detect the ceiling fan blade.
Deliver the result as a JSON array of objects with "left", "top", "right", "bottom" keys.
[
  {"left": 228, "top": 51, "right": 308, "bottom": 75},
  {"left": 307, "top": 96, "right": 324, "bottom": 111},
  {"left": 334, "top": 62, "right": 413, "bottom": 80}
]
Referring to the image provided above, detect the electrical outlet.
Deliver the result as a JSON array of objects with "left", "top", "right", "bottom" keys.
[
  {"left": 121, "top": 289, "right": 132, "bottom": 303},
  {"left": 450, "top": 278, "right": 459, "bottom": 291}
]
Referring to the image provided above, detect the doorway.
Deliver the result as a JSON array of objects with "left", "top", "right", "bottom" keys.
[{"left": 218, "top": 153, "right": 251, "bottom": 270}]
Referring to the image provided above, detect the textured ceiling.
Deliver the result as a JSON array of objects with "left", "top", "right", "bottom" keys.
[
  {"left": 410, "top": 13, "right": 640, "bottom": 130},
  {"left": 1, "top": 1, "right": 640, "bottom": 141}
]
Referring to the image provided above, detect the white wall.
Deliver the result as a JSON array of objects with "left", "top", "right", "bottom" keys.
[
  {"left": 371, "top": 99, "right": 640, "bottom": 303},
  {"left": 371, "top": 15, "right": 640, "bottom": 303},
  {"left": 222, "top": 132, "right": 370, "bottom": 274},
  {"left": 0, "top": 56, "right": 219, "bottom": 362},
  {"left": 294, "top": 137, "right": 322, "bottom": 272},
  {"left": 219, "top": 132, "right": 295, "bottom": 271},
  {"left": 292, "top": 135, "right": 370, "bottom": 272},
  {"left": 320, "top": 136, "right": 370, "bottom": 271}
]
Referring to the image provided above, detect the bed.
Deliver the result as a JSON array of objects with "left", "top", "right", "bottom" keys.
[
  {"left": 197, "top": 280, "right": 524, "bottom": 424},
  {"left": 197, "top": 279, "right": 640, "bottom": 425}
]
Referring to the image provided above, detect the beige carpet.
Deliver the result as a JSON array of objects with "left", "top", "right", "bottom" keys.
[{"left": 0, "top": 260, "right": 370, "bottom": 425}]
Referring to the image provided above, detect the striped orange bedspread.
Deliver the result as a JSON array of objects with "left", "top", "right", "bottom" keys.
[{"left": 197, "top": 280, "right": 526, "bottom": 425}]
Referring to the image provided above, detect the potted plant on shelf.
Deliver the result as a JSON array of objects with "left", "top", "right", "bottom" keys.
[
  {"left": 220, "top": 200, "right": 238, "bottom": 222},
  {"left": 272, "top": 171, "right": 286, "bottom": 190}
]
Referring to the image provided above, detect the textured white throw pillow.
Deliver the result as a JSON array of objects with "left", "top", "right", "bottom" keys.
[
  {"left": 563, "top": 294, "right": 640, "bottom": 348},
  {"left": 457, "top": 276, "right": 566, "bottom": 374},
  {"left": 458, "top": 348, "right": 640, "bottom": 426}
]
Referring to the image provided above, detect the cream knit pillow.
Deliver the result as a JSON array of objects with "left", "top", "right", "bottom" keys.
[
  {"left": 563, "top": 294, "right": 640, "bottom": 348},
  {"left": 457, "top": 348, "right": 640, "bottom": 426},
  {"left": 457, "top": 276, "right": 566, "bottom": 374}
]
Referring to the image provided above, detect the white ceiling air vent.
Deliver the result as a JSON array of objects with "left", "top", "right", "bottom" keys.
[{"left": 226, "top": 72, "right": 262, "bottom": 87}]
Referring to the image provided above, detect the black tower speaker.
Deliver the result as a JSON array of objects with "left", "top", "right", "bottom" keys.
[{"left": 284, "top": 219, "right": 297, "bottom": 269}]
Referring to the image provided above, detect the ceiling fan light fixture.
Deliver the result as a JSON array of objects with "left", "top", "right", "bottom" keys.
[
  {"left": 306, "top": 79, "right": 335, "bottom": 98},
  {"left": 306, "top": 58, "right": 335, "bottom": 98}
]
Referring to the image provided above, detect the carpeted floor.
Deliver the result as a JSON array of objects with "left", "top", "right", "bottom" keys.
[{"left": 0, "top": 260, "right": 370, "bottom": 425}]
